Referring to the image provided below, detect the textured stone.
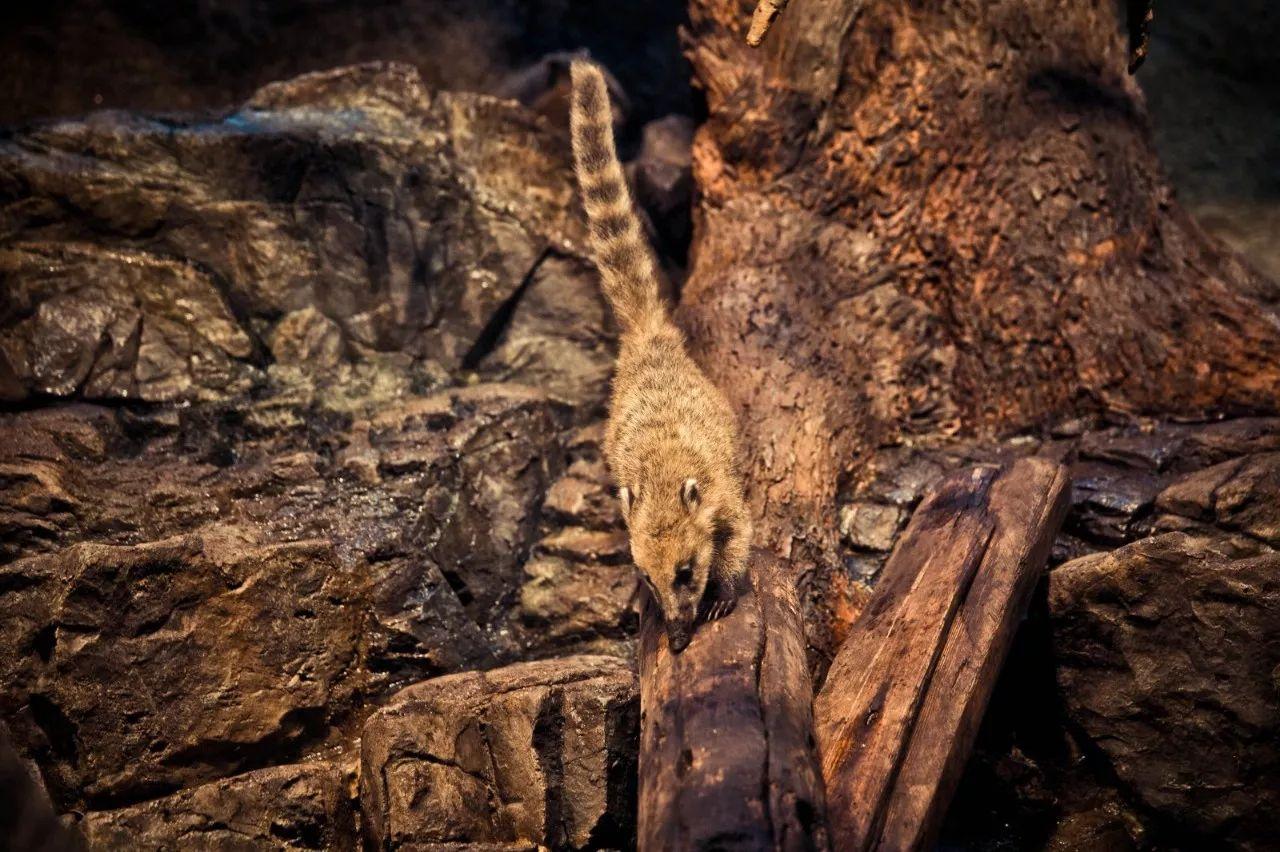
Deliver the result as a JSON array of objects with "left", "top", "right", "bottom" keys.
[
  {"left": 360, "top": 656, "right": 638, "bottom": 850},
  {"left": 1157, "top": 452, "right": 1280, "bottom": 546},
  {"left": 80, "top": 762, "right": 355, "bottom": 851},
  {"left": 269, "top": 307, "right": 345, "bottom": 369},
  {"left": 519, "top": 554, "right": 636, "bottom": 645},
  {"left": 0, "top": 528, "right": 364, "bottom": 807},
  {"left": 0, "top": 378, "right": 573, "bottom": 696},
  {"left": 0, "top": 245, "right": 255, "bottom": 403},
  {"left": 0, "top": 62, "right": 601, "bottom": 404},
  {"left": 837, "top": 501, "right": 904, "bottom": 551},
  {"left": 1050, "top": 533, "right": 1280, "bottom": 849}
]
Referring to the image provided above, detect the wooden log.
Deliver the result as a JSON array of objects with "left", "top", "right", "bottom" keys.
[
  {"left": 746, "top": 0, "right": 791, "bottom": 47},
  {"left": 813, "top": 457, "right": 1070, "bottom": 852},
  {"left": 638, "top": 549, "right": 828, "bottom": 852}
]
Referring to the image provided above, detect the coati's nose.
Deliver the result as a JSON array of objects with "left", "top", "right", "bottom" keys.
[{"left": 674, "top": 561, "right": 694, "bottom": 587}]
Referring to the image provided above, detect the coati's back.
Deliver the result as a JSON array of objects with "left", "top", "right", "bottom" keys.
[{"left": 569, "top": 60, "right": 751, "bottom": 653}]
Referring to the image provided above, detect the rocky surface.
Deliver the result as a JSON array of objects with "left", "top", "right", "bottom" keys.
[
  {"left": 360, "top": 656, "right": 638, "bottom": 850},
  {"left": 0, "top": 529, "right": 364, "bottom": 808},
  {"left": 0, "top": 61, "right": 603, "bottom": 406},
  {"left": 0, "top": 60, "right": 638, "bottom": 848},
  {"left": 514, "top": 424, "right": 635, "bottom": 657},
  {"left": 79, "top": 762, "right": 356, "bottom": 850},
  {"left": 1051, "top": 533, "right": 1280, "bottom": 850}
]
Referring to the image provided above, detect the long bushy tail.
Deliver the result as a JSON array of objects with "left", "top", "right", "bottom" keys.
[{"left": 570, "top": 60, "right": 662, "bottom": 332}]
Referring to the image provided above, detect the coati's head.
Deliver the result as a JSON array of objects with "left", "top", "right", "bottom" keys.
[{"left": 619, "top": 476, "right": 726, "bottom": 653}]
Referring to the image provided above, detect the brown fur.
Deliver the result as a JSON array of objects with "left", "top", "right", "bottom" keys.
[{"left": 570, "top": 60, "right": 751, "bottom": 652}]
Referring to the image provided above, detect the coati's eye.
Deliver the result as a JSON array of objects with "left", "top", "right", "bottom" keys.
[
  {"left": 674, "top": 561, "right": 694, "bottom": 587},
  {"left": 680, "top": 478, "right": 699, "bottom": 509}
]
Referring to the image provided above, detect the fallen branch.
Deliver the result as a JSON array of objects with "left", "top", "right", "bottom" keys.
[
  {"left": 746, "top": 0, "right": 791, "bottom": 47},
  {"left": 638, "top": 549, "right": 828, "bottom": 851},
  {"left": 814, "top": 457, "right": 1070, "bottom": 851}
]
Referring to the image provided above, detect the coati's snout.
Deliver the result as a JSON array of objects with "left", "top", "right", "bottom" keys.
[{"left": 666, "top": 620, "right": 693, "bottom": 653}]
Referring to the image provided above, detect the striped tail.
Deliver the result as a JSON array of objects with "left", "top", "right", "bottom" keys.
[{"left": 570, "top": 60, "right": 663, "bottom": 332}]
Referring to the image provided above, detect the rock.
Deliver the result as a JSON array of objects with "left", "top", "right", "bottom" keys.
[
  {"left": 542, "top": 473, "right": 619, "bottom": 531},
  {"left": 380, "top": 384, "right": 571, "bottom": 626},
  {"left": 519, "top": 552, "right": 636, "bottom": 645},
  {"left": 1064, "top": 460, "right": 1160, "bottom": 546},
  {"left": 0, "top": 528, "right": 364, "bottom": 807},
  {"left": 0, "top": 62, "right": 603, "bottom": 404},
  {"left": 538, "top": 425, "right": 620, "bottom": 531},
  {"left": 630, "top": 114, "right": 695, "bottom": 258},
  {"left": 1050, "top": 533, "right": 1280, "bottom": 849},
  {"left": 0, "top": 721, "right": 86, "bottom": 852},
  {"left": 1176, "top": 418, "right": 1280, "bottom": 468},
  {"left": 79, "top": 762, "right": 355, "bottom": 851},
  {"left": 269, "top": 307, "right": 344, "bottom": 369},
  {"left": 0, "top": 244, "right": 256, "bottom": 403},
  {"left": 0, "top": 378, "right": 574, "bottom": 693},
  {"left": 513, "top": 424, "right": 634, "bottom": 654},
  {"left": 1076, "top": 428, "right": 1183, "bottom": 472},
  {"left": 1043, "top": 801, "right": 1143, "bottom": 852},
  {"left": 360, "top": 656, "right": 638, "bottom": 851},
  {"left": 837, "top": 501, "right": 904, "bottom": 551},
  {"left": 1156, "top": 452, "right": 1280, "bottom": 547},
  {"left": 475, "top": 253, "right": 614, "bottom": 407}
]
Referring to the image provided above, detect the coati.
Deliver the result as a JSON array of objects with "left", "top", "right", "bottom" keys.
[{"left": 569, "top": 60, "right": 752, "bottom": 653}]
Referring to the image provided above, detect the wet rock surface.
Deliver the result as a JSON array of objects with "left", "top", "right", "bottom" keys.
[
  {"left": 1, "top": 61, "right": 598, "bottom": 405},
  {"left": 0, "top": 60, "right": 636, "bottom": 848},
  {"left": 360, "top": 656, "right": 638, "bottom": 851}
]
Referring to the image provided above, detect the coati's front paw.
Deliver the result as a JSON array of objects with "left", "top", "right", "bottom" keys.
[
  {"left": 698, "top": 568, "right": 746, "bottom": 623},
  {"left": 702, "top": 595, "right": 737, "bottom": 622}
]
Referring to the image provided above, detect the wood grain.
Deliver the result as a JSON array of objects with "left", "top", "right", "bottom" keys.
[{"left": 814, "top": 459, "right": 1070, "bottom": 851}]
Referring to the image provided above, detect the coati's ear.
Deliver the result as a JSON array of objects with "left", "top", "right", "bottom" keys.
[
  {"left": 681, "top": 478, "right": 700, "bottom": 510},
  {"left": 617, "top": 485, "right": 634, "bottom": 516}
]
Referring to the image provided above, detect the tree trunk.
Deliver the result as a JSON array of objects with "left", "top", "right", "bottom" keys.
[{"left": 678, "top": 0, "right": 1280, "bottom": 661}]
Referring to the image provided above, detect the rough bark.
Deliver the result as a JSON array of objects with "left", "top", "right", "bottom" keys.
[
  {"left": 681, "top": 0, "right": 1280, "bottom": 658},
  {"left": 638, "top": 550, "right": 828, "bottom": 851}
]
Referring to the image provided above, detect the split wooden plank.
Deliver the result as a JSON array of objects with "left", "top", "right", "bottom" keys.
[
  {"left": 638, "top": 549, "right": 828, "bottom": 852},
  {"left": 813, "top": 467, "right": 997, "bottom": 849},
  {"left": 813, "top": 457, "right": 1070, "bottom": 852},
  {"left": 876, "top": 457, "right": 1071, "bottom": 851}
]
